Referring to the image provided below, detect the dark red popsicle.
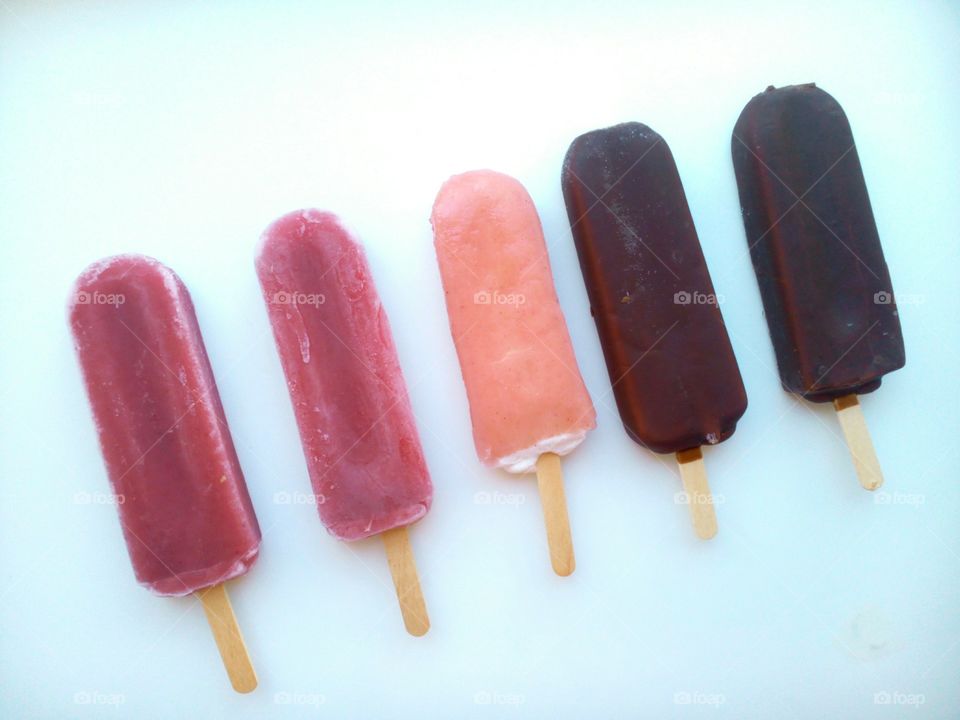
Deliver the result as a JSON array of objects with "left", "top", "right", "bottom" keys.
[
  {"left": 256, "top": 209, "right": 432, "bottom": 635},
  {"left": 69, "top": 254, "right": 260, "bottom": 691},
  {"left": 256, "top": 210, "right": 433, "bottom": 542},
  {"left": 70, "top": 255, "right": 261, "bottom": 596}
]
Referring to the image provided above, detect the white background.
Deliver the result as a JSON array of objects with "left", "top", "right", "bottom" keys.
[{"left": 1, "top": 1, "right": 958, "bottom": 718}]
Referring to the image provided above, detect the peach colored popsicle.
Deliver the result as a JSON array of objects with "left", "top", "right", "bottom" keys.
[
  {"left": 431, "top": 169, "right": 595, "bottom": 575},
  {"left": 431, "top": 170, "right": 596, "bottom": 472}
]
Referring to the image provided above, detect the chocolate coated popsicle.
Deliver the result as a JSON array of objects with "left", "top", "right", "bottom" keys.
[
  {"left": 563, "top": 122, "right": 747, "bottom": 538},
  {"left": 732, "top": 84, "right": 904, "bottom": 489}
]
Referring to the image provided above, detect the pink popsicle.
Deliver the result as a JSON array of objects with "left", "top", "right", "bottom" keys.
[
  {"left": 431, "top": 169, "right": 595, "bottom": 575},
  {"left": 256, "top": 209, "right": 432, "bottom": 635},
  {"left": 69, "top": 254, "right": 260, "bottom": 691}
]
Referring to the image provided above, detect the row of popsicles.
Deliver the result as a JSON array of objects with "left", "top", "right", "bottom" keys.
[{"left": 68, "top": 84, "right": 905, "bottom": 692}]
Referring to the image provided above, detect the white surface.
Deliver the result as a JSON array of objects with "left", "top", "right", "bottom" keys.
[{"left": 1, "top": 1, "right": 958, "bottom": 718}]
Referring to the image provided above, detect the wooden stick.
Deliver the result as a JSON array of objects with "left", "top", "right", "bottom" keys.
[
  {"left": 535, "top": 452, "right": 575, "bottom": 576},
  {"left": 676, "top": 447, "right": 718, "bottom": 540},
  {"left": 197, "top": 582, "right": 257, "bottom": 693},
  {"left": 382, "top": 526, "right": 430, "bottom": 636},
  {"left": 832, "top": 394, "right": 883, "bottom": 491}
]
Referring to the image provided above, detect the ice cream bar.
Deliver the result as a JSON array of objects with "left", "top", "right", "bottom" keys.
[
  {"left": 432, "top": 170, "right": 596, "bottom": 574},
  {"left": 732, "top": 84, "right": 903, "bottom": 489},
  {"left": 69, "top": 254, "right": 259, "bottom": 691},
  {"left": 562, "top": 122, "right": 747, "bottom": 538},
  {"left": 257, "top": 209, "right": 432, "bottom": 634}
]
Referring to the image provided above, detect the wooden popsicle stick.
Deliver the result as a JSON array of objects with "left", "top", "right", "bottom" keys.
[
  {"left": 832, "top": 394, "right": 884, "bottom": 491},
  {"left": 382, "top": 526, "right": 430, "bottom": 637},
  {"left": 197, "top": 582, "right": 257, "bottom": 693},
  {"left": 535, "top": 452, "right": 575, "bottom": 576},
  {"left": 676, "top": 447, "right": 718, "bottom": 540}
]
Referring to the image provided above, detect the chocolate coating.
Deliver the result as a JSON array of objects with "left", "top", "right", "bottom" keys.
[
  {"left": 732, "top": 84, "right": 905, "bottom": 402},
  {"left": 562, "top": 122, "right": 747, "bottom": 454}
]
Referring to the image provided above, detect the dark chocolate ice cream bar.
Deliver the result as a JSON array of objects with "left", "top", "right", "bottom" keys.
[
  {"left": 563, "top": 122, "right": 747, "bottom": 538},
  {"left": 732, "top": 84, "right": 903, "bottom": 489}
]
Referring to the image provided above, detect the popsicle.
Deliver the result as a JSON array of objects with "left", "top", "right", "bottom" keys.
[
  {"left": 69, "top": 254, "right": 260, "bottom": 693},
  {"left": 732, "top": 84, "right": 904, "bottom": 490},
  {"left": 431, "top": 170, "right": 596, "bottom": 575},
  {"left": 256, "top": 209, "right": 432, "bottom": 635},
  {"left": 562, "top": 122, "right": 747, "bottom": 539}
]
